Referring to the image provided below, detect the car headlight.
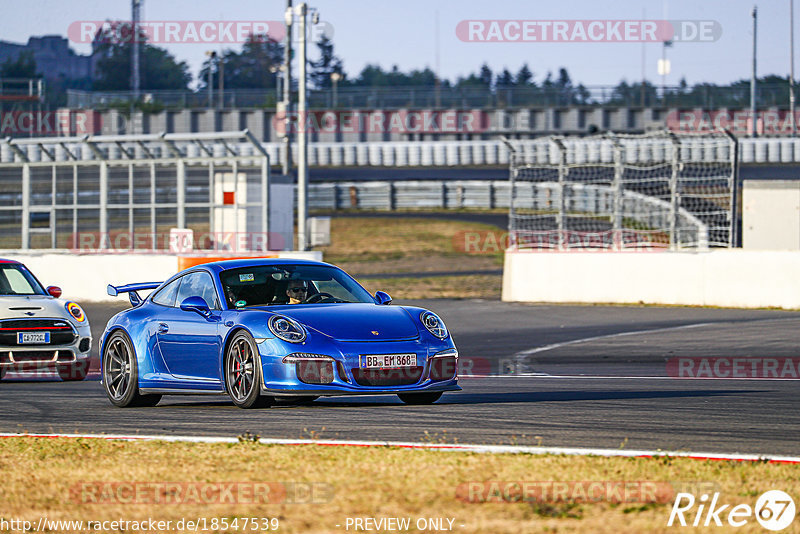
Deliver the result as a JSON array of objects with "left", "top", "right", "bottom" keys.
[
  {"left": 268, "top": 315, "right": 306, "bottom": 343},
  {"left": 433, "top": 348, "right": 458, "bottom": 359},
  {"left": 282, "top": 353, "right": 334, "bottom": 363},
  {"left": 420, "top": 311, "right": 448, "bottom": 339},
  {"left": 66, "top": 302, "right": 86, "bottom": 323}
]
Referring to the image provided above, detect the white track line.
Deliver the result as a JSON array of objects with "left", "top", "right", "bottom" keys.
[
  {"left": 515, "top": 316, "right": 800, "bottom": 358},
  {"left": 1, "top": 432, "right": 797, "bottom": 464},
  {"left": 509, "top": 318, "right": 800, "bottom": 379},
  {"left": 514, "top": 322, "right": 714, "bottom": 357}
]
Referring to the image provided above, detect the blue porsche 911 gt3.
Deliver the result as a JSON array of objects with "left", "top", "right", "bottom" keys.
[{"left": 101, "top": 259, "right": 460, "bottom": 408}]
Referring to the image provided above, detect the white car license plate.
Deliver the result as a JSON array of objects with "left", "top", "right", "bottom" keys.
[
  {"left": 17, "top": 332, "right": 50, "bottom": 344},
  {"left": 361, "top": 353, "right": 416, "bottom": 369}
]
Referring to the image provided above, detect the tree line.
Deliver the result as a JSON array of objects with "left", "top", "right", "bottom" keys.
[{"left": 1, "top": 27, "right": 794, "bottom": 109}]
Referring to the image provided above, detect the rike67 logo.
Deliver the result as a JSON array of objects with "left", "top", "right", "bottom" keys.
[{"left": 668, "top": 490, "right": 795, "bottom": 531}]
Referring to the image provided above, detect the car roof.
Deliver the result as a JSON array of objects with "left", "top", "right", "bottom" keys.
[
  {"left": 0, "top": 258, "right": 21, "bottom": 264},
  {"left": 189, "top": 258, "right": 334, "bottom": 276}
]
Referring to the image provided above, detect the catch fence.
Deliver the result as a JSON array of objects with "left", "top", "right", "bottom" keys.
[{"left": 507, "top": 131, "right": 737, "bottom": 250}]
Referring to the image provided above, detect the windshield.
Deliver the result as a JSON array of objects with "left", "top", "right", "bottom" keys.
[
  {"left": 0, "top": 263, "right": 46, "bottom": 296},
  {"left": 219, "top": 264, "right": 375, "bottom": 308}
]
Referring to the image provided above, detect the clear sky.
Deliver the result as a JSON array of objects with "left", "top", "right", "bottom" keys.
[{"left": 0, "top": 0, "right": 795, "bottom": 89}]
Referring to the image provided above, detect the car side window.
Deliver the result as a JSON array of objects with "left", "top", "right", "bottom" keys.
[
  {"left": 151, "top": 277, "right": 182, "bottom": 307},
  {"left": 176, "top": 271, "right": 220, "bottom": 310}
]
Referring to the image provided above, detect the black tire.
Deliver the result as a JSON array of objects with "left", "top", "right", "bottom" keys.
[
  {"left": 398, "top": 391, "right": 443, "bottom": 405},
  {"left": 225, "top": 330, "right": 273, "bottom": 409},
  {"left": 57, "top": 360, "right": 89, "bottom": 382},
  {"left": 0, "top": 367, "right": 6, "bottom": 381},
  {"left": 102, "top": 331, "right": 161, "bottom": 408}
]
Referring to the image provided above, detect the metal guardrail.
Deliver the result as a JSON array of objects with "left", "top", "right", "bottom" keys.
[
  {"left": 309, "top": 181, "right": 501, "bottom": 211},
  {"left": 306, "top": 179, "right": 708, "bottom": 248},
  {"left": 6, "top": 137, "right": 800, "bottom": 167}
]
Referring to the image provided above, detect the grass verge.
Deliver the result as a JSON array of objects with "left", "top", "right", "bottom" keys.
[
  {"left": 318, "top": 216, "right": 505, "bottom": 264},
  {"left": 359, "top": 275, "right": 502, "bottom": 300},
  {"left": 0, "top": 437, "right": 796, "bottom": 533},
  {"left": 317, "top": 216, "right": 505, "bottom": 300}
]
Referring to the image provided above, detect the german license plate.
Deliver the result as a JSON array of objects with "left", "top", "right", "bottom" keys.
[
  {"left": 361, "top": 353, "right": 416, "bottom": 369},
  {"left": 17, "top": 332, "right": 49, "bottom": 344}
]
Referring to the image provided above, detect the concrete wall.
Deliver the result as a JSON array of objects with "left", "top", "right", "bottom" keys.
[
  {"left": 743, "top": 180, "right": 800, "bottom": 250},
  {"left": 502, "top": 250, "right": 800, "bottom": 309},
  {"left": 3, "top": 251, "right": 323, "bottom": 303},
  {"left": 98, "top": 107, "right": 679, "bottom": 141}
]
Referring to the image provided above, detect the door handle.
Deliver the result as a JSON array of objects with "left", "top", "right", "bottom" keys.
[{"left": 158, "top": 323, "right": 169, "bottom": 334}]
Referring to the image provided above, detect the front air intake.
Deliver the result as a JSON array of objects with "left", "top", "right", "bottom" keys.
[
  {"left": 351, "top": 367, "right": 423, "bottom": 387},
  {"left": 430, "top": 356, "right": 457, "bottom": 381},
  {"left": 296, "top": 361, "right": 335, "bottom": 385}
]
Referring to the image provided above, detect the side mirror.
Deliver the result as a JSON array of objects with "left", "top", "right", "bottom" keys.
[
  {"left": 374, "top": 291, "right": 392, "bottom": 305},
  {"left": 180, "top": 296, "right": 211, "bottom": 317},
  {"left": 47, "top": 286, "right": 62, "bottom": 298}
]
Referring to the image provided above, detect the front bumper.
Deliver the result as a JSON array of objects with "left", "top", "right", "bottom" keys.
[
  {"left": 0, "top": 326, "right": 92, "bottom": 370},
  {"left": 257, "top": 337, "right": 460, "bottom": 396},
  {"left": 261, "top": 383, "right": 461, "bottom": 397}
]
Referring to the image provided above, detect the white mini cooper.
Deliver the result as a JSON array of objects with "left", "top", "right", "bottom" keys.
[{"left": 0, "top": 259, "right": 92, "bottom": 381}]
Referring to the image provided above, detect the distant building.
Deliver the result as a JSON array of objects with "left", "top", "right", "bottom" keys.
[{"left": 0, "top": 35, "right": 91, "bottom": 81}]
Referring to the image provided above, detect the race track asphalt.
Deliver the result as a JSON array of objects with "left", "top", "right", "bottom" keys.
[{"left": 1, "top": 300, "right": 798, "bottom": 456}]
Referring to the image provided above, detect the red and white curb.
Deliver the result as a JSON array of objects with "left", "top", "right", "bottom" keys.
[{"left": 1, "top": 432, "right": 798, "bottom": 464}]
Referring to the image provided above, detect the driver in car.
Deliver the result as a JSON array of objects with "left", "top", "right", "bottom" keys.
[{"left": 286, "top": 280, "right": 308, "bottom": 304}]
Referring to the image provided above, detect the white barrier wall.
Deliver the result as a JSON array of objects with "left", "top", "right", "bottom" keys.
[
  {"left": 743, "top": 180, "right": 800, "bottom": 250},
  {"left": 502, "top": 250, "right": 800, "bottom": 309},
  {"left": 1, "top": 251, "right": 323, "bottom": 302}
]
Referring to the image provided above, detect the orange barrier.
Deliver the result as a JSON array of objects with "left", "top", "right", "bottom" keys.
[{"left": 177, "top": 255, "right": 278, "bottom": 271}]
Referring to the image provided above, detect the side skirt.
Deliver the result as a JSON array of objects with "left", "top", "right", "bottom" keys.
[{"left": 139, "top": 388, "right": 226, "bottom": 396}]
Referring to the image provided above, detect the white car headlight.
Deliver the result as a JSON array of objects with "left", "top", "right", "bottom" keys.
[
  {"left": 268, "top": 315, "right": 307, "bottom": 343},
  {"left": 420, "top": 311, "right": 448, "bottom": 339}
]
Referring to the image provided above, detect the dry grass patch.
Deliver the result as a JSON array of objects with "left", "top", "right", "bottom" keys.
[
  {"left": 316, "top": 216, "right": 505, "bottom": 299},
  {"left": 359, "top": 275, "right": 502, "bottom": 300},
  {"left": 318, "top": 217, "right": 504, "bottom": 265},
  {"left": 0, "top": 438, "right": 797, "bottom": 533}
]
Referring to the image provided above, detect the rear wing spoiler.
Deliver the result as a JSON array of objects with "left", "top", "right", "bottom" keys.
[{"left": 107, "top": 282, "right": 163, "bottom": 307}]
